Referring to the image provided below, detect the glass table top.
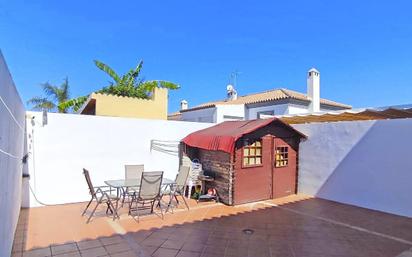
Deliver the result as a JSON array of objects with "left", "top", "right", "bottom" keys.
[{"left": 104, "top": 178, "right": 175, "bottom": 188}]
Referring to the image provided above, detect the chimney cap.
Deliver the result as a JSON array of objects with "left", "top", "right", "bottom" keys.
[
  {"left": 308, "top": 68, "right": 320, "bottom": 73},
  {"left": 181, "top": 100, "right": 188, "bottom": 104}
]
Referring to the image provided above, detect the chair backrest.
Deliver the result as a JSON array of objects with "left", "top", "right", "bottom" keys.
[
  {"left": 83, "top": 168, "right": 95, "bottom": 195},
  {"left": 175, "top": 166, "right": 190, "bottom": 190},
  {"left": 125, "top": 164, "right": 144, "bottom": 181},
  {"left": 138, "top": 171, "right": 163, "bottom": 200}
]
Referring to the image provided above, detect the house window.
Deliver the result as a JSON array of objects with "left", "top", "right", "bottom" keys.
[
  {"left": 257, "top": 110, "right": 274, "bottom": 119},
  {"left": 243, "top": 140, "right": 262, "bottom": 166},
  {"left": 275, "top": 146, "right": 288, "bottom": 167}
]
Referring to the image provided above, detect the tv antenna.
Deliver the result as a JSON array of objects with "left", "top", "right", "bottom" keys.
[{"left": 229, "top": 70, "right": 242, "bottom": 87}]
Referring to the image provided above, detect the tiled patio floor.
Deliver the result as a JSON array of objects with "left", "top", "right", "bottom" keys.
[{"left": 12, "top": 195, "right": 412, "bottom": 257}]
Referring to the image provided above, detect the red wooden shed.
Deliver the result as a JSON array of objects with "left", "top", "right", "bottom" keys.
[{"left": 182, "top": 118, "right": 306, "bottom": 205}]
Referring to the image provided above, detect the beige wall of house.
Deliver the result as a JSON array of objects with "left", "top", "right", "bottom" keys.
[{"left": 81, "top": 87, "right": 168, "bottom": 120}]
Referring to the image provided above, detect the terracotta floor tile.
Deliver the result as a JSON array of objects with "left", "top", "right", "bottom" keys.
[
  {"left": 52, "top": 252, "right": 81, "bottom": 257},
  {"left": 202, "top": 245, "right": 226, "bottom": 255},
  {"left": 142, "top": 246, "right": 158, "bottom": 255},
  {"left": 199, "top": 253, "right": 221, "bottom": 257},
  {"left": 181, "top": 242, "right": 205, "bottom": 253},
  {"left": 13, "top": 242, "right": 24, "bottom": 253},
  {"left": 99, "top": 235, "right": 123, "bottom": 246},
  {"left": 225, "top": 246, "right": 248, "bottom": 257},
  {"left": 12, "top": 252, "right": 23, "bottom": 257},
  {"left": 130, "top": 231, "right": 152, "bottom": 242},
  {"left": 161, "top": 239, "right": 185, "bottom": 250},
  {"left": 110, "top": 250, "right": 139, "bottom": 257},
  {"left": 51, "top": 243, "right": 78, "bottom": 255},
  {"left": 176, "top": 250, "right": 201, "bottom": 257},
  {"left": 103, "top": 242, "right": 131, "bottom": 254},
  {"left": 13, "top": 195, "right": 412, "bottom": 257},
  {"left": 79, "top": 246, "right": 108, "bottom": 257},
  {"left": 141, "top": 237, "right": 166, "bottom": 247},
  {"left": 77, "top": 239, "right": 102, "bottom": 250},
  {"left": 397, "top": 250, "right": 412, "bottom": 257},
  {"left": 152, "top": 248, "right": 179, "bottom": 257},
  {"left": 22, "top": 247, "right": 51, "bottom": 257}
]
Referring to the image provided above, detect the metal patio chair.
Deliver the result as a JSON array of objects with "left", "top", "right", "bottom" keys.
[
  {"left": 82, "top": 168, "right": 120, "bottom": 223},
  {"left": 165, "top": 166, "right": 191, "bottom": 213},
  {"left": 128, "top": 171, "right": 164, "bottom": 221},
  {"left": 121, "top": 164, "right": 144, "bottom": 206}
]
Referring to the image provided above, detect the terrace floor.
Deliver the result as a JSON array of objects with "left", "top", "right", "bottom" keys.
[{"left": 12, "top": 195, "right": 412, "bottom": 257}]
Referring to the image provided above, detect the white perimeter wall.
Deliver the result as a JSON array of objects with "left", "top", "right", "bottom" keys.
[
  {"left": 0, "top": 51, "right": 26, "bottom": 257},
  {"left": 294, "top": 119, "right": 412, "bottom": 217},
  {"left": 25, "top": 112, "right": 212, "bottom": 207}
]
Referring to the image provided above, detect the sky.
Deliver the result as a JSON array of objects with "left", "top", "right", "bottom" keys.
[{"left": 1, "top": 1, "right": 412, "bottom": 113}]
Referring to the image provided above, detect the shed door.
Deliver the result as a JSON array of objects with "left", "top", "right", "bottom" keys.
[
  {"left": 234, "top": 136, "right": 272, "bottom": 205},
  {"left": 272, "top": 138, "right": 297, "bottom": 198}
]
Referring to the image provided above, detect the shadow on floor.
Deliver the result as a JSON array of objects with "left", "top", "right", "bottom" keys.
[{"left": 12, "top": 196, "right": 412, "bottom": 257}]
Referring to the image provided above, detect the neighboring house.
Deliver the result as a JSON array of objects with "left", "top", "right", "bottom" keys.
[
  {"left": 169, "top": 68, "right": 351, "bottom": 123},
  {"left": 79, "top": 87, "right": 168, "bottom": 120}
]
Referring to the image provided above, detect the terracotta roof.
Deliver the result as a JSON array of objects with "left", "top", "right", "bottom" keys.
[
  {"left": 180, "top": 88, "right": 351, "bottom": 112},
  {"left": 167, "top": 111, "right": 182, "bottom": 121}
]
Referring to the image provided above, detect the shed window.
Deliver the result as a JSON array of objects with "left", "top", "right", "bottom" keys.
[
  {"left": 243, "top": 140, "right": 262, "bottom": 166},
  {"left": 275, "top": 146, "right": 288, "bottom": 167}
]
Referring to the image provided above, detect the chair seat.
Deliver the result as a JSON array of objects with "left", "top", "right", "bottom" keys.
[
  {"left": 126, "top": 187, "right": 140, "bottom": 193},
  {"left": 102, "top": 194, "right": 120, "bottom": 201}
]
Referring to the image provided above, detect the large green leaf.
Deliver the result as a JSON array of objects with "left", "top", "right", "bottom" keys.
[
  {"left": 94, "top": 60, "right": 121, "bottom": 83},
  {"left": 59, "top": 95, "right": 88, "bottom": 112}
]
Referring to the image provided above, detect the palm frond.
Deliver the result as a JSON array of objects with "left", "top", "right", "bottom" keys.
[
  {"left": 41, "top": 82, "right": 59, "bottom": 100},
  {"left": 60, "top": 77, "right": 70, "bottom": 101},
  {"left": 94, "top": 60, "right": 121, "bottom": 83},
  {"left": 27, "top": 97, "right": 55, "bottom": 111}
]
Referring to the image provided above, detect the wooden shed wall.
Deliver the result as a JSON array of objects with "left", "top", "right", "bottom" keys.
[{"left": 184, "top": 146, "right": 233, "bottom": 205}]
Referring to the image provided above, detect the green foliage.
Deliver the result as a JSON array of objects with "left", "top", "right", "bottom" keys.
[
  {"left": 57, "top": 59, "right": 180, "bottom": 112},
  {"left": 58, "top": 95, "right": 88, "bottom": 112},
  {"left": 27, "top": 77, "right": 71, "bottom": 113},
  {"left": 93, "top": 59, "right": 179, "bottom": 99}
]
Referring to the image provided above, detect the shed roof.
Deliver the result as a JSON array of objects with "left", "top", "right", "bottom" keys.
[{"left": 182, "top": 118, "right": 306, "bottom": 153}]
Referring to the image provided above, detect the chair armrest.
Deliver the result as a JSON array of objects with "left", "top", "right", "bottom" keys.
[{"left": 94, "top": 186, "right": 114, "bottom": 195}]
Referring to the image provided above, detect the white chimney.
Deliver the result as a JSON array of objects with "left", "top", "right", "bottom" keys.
[
  {"left": 180, "top": 100, "right": 188, "bottom": 110},
  {"left": 307, "top": 68, "right": 320, "bottom": 113},
  {"left": 226, "top": 84, "right": 238, "bottom": 101}
]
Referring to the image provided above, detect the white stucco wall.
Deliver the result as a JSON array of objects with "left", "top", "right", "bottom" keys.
[
  {"left": 247, "top": 102, "right": 348, "bottom": 120},
  {"left": 181, "top": 107, "right": 216, "bottom": 123},
  {"left": 215, "top": 104, "right": 245, "bottom": 123},
  {"left": 287, "top": 104, "right": 310, "bottom": 115},
  {"left": 0, "top": 51, "right": 26, "bottom": 257},
  {"left": 293, "top": 119, "right": 412, "bottom": 217},
  {"left": 247, "top": 103, "right": 301, "bottom": 119},
  {"left": 25, "top": 112, "right": 213, "bottom": 207}
]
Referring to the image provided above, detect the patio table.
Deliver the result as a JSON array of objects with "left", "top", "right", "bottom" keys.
[
  {"left": 105, "top": 177, "right": 175, "bottom": 189},
  {"left": 105, "top": 178, "right": 175, "bottom": 213}
]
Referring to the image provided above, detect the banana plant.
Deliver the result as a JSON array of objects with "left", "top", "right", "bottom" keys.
[{"left": 60, "top": 59, "right": 179, "bottom": 112}]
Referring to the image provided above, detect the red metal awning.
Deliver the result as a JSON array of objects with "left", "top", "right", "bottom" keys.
[{"left": 182, "top": 118, "right": 306, "bottom": 154}]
